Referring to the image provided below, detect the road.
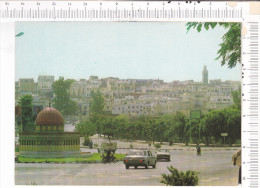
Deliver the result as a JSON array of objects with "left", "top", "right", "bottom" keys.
[{"left": 15, "top": 150, "right": 239, "bottom": 186}]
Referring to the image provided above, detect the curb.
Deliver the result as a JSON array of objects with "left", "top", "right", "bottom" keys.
[{"left": 117, "top": 147, "right": 239, "bottom": 151}]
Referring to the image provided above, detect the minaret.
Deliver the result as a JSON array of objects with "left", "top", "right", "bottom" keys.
[{"left": 202, "top": 65, "right": 208, "bottom": 84}]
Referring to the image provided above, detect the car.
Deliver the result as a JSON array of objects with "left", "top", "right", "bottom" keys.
[
  {"left": 123, "top": 150, "right": 157, "bottom": 169},
  {"left": 156, "top": 149, "right": 171, "bottom": 161}
]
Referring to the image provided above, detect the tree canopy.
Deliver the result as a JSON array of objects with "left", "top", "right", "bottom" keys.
[
  {"left": 74, "top": 120, "right": 96, "bottom": 137},
  {"left": 231, "top": 85, "right": 241, "bottom": 110},
  {"left": 18, "top": 95, "right": 34, "bottom": 131},
  {"left": 90, "top": 90, "right": 104, "bottom": 114},
  {"left": 186, "top": 22, "right": 241, "bottom": 69},
  {"left": 52, "top": 77, "right": 77, "bottom": 116}
]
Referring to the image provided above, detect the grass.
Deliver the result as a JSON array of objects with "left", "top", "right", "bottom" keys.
[{"left": 17, "top": 153, "right": 126, "bottom": 163}]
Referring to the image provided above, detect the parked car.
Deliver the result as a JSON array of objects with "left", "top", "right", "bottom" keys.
[
  {"left": 123, "top": 150, "right": 157, "bottom": 169},
  {"left": 156, "top": 149, "right": 171, "bottom": 161}
]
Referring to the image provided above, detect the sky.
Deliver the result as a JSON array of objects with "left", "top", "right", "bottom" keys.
[{"left": 15, "top": 22, "right": 241, "bottom": 82}]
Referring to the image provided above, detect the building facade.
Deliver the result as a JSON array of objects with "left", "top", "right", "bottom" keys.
[
  {"left": 18, "top": 78, "right": 35, "bottom": 92},
  {"left": 37, "top": 75, "right": 55, "bottom": 93}
]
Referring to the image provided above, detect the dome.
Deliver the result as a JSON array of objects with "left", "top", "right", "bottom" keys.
[{"left": 36, "top": 107, "right": 64, "bottom": 126}]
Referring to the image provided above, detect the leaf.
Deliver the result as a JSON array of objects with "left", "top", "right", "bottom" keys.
[
  {"left": 204, "top": 23, "right": 210, "bottom": 30},
  {"left": 186, "top": 22, "right": 241, "bottom": 68},
  {"left": 197, "top": 23, "right": 202, "bottom": 32},
  {"left": 16, "top": 32, "right": 24, "bottom": 37},
  {"left": 209, "top": 22, "right": 217, "bottom": 29}
]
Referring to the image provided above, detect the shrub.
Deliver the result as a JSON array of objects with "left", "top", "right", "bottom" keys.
[
  {"left": 129, "top": 143, "right": 133, "bottom": 149},
  {"left": 154, "top": 143, "right": 161, "bottom": 149},
  {"left": 83, "top": 137, "right": 90, "bottom": 146},
  {"left": 160, "top": 166, "right": 199, "bottom": 186}
]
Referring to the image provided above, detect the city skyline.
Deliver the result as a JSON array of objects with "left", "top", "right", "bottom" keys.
[
  {"left": 16, "top": 72, "right": 239, "bottom": 83},
  {"left": 16, "top": 22, "right": 241, "bottom": 82}
]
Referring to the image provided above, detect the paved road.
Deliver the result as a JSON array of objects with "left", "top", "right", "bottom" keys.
[{"left": 15, "top": 150, "right": 239, "bottom": 186}]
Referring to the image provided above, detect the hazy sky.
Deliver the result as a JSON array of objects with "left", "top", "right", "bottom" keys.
[{"left": 16, "top": 22, "right": 241, "bottom": 82}]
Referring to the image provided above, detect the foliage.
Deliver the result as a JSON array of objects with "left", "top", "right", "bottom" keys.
[
  {"left": 74, "top": 120, "right": 96, "bottom": 137},
  {"left": 173, "top": 112, "right": 187, "bottom": 143},
  {"left": 186, "top": 22, "right": 241, "bottom": 69},
  {"left": 154, "top": 120, "right": 167, "bottom": 144},
  {"left": 15, "top": 146, "right": 19, "bottom": 152},
  {"left": 160, "top": 166, "right": 199, "bottom": 186},
  {"left": 18, "top": 95, "right": 34, "bottom": 129},
  {"left": 101, "top": 118, "right": 117, "bottom": 138},
  {"left": 201, "top": 107, "right": 241, "bottom": 145},
  {"left": 83, "top": 136, "right": 91, "bottom": 146},
  {"left": 202, "top": 110, "right": 226, "bottom": 143},
  {"left": 52, "top": 77, "right": 77, "bottom": 116},
  {"left": 86, "top": 109, "right": 240, "bottom": 146},
  {"left": 185, "top": 119, "right": 201, "bottom": 144},
  {"left": 90, "top": 90, "right": 105, "bottom": 114},
  {"left": 224, "top": 108, "right": 241, "bottom": 145},
  {"left": 89, "top": 113, "right": 105, "bottom": 135},
  {"left": 231, "top": 85, "right": 241, "bottom": 110},
  {"left": 154, "top": 143, "right": 161, "bottom": 149}
]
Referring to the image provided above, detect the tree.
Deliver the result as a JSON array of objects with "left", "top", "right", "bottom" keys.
[
  {"left": 186, "top": 22, "right": 241, "bottom": 68},
  {"left": 90, "top": 90, "right": 104, "bottom": 114},
  {"left": 225, "top": 108, "right": 241, "bottom": 145},
  {"left": 187, "top": 119, "right": 201, "bottom": 144},
  {"left": 52, "top": 77, "right": 77, "bottom": 116},
  {"left": 101, "top": 118, "right": 116, "bottom": 139},
  {"left": 74, "top": 120, "right": 96, "bottom": 137},
  {"left": 154, "top": 120, "right": 167, "bottom": 144},
  {"left": 231, "top": 85, "right": 241, "bottom": 110},
  {"left": 18, "top": 95, "right": 34, "bottom": 131},
  {"left": 173, "top": 112, "right": 187, "bottom": 143},
  {"left": 114, "top": 114, "right": 131, "bottom": 140},
  {"left": 202, "top": 110, "right": 226, "bottom": 145}
]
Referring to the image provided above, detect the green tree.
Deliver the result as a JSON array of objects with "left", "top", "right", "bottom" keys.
[
  {"left": 52, "top": 77, "right": 77, "bottom": 116},
  {"left": 187, "top": 119, "right": 201, "bottom": 144},
  {"left": 154, "top": 120, "right": 167, "bottom": 144},
  {"left": 173, "top": 112, "right": 187, "bottom": 143},
  {"left": 159, "top": 115, "right": 175, "bottom": 145},
  {"left": 114, "top": 114, "right": 131, "bottom": 140},
  {"left": 18, "top": 95, "right": 34, "bottom": 131},
  {"left": 101, "top": 118, "right": 116, "bottom": 139},
  {"left": 135, "top": 115, "right": 154, "bottom": 142},
  {"left": 74, "top": 120, "right": 96, "bottom": 137},
  {"left": 225, "top": 108, "right": 241, "bottom": 145},
  {"left": 231, "top": 85, "right": 241, "bottom": 110},
  {"left": 89, "top": 113, "right": 104, "bottom": 136},
  {"left": 90, "top": 90, "right": 104, "bottom": 114},
  {"left": 186, "top": 22, "right": 241, "bottom": 68},
  {"left": 202, "top": 110, "right": 226, "bottom": 145}
]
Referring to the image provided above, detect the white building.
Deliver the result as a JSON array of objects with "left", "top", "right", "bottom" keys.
[{"left": 37, "top": 75, "right": 54, "bottom": 93}]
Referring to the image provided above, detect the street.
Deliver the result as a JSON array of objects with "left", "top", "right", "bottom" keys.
[{"left": 15, "top": 149, "right": 239, "bottom": 186}]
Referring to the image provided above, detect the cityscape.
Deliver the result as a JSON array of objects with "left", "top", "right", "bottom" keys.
[{"left": 15, "top": 65, "right": 240, "bottom": 120}]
